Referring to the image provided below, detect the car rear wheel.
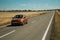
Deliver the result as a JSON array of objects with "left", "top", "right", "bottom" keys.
[
  {"left": 11, "top": 23, "right": 15, "bottom": 26},
  {"left": 26, "top": 22, "right": 28, "bottom": 24},
  {"left": 22, "top": 22, "right": 24, "bottom": 25}
]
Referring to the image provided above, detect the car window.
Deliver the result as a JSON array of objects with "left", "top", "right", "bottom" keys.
[
  {"left": 23, "top": 16, "right": 26, "bottom": 18},
  {"left": 14, "top": 15, "right": 23, "bottom": 18}
]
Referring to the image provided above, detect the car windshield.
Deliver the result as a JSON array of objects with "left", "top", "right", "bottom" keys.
[{"left": 14, "top": 15, "right": 23, "bottom": 18}]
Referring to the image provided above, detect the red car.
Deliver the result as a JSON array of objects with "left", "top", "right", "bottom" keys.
[{"left": 11, "top": 14, "right": 28, "bottom": 25}]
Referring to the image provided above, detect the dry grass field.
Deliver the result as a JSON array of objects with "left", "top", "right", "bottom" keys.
[{"left": 0, "top": 11, "right": 46, "bottom": 26}]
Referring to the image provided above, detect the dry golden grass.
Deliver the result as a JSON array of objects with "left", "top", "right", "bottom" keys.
[
  {"left": 0, "top": 17, "right": 12, "bottom": 26},
  {"left": 0, "top": 11, "right": 46, "bottom": 26}
]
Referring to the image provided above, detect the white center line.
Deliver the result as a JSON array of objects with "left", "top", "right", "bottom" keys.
[{"left": 0, "top": 30, "right": 16, "bottom": 38}]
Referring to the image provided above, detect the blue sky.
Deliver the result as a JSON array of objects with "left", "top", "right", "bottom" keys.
[{"left": 0, "top": 0, "right": 60, "bottom": 10}]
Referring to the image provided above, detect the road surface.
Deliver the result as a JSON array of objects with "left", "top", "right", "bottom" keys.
[{"left": 0, "top": 12, "right": 54, "bottom": 40}]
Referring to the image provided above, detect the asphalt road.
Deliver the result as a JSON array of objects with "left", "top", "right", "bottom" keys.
[{"left": 0, "top": 12, "right": 54, "bottom": 40}]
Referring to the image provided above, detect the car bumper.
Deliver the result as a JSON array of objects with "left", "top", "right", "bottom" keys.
[{"left": 11, "top": 22, "right": 23, "bottom": 25}]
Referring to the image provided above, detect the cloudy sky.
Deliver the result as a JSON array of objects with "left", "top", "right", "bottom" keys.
[{"left": 0, "top": 0, "right": 60, "bottom": 10}]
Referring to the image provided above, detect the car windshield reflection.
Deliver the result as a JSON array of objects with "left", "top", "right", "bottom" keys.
[{"left": 14, "top": 15, "right": 23, "bottom": 18}]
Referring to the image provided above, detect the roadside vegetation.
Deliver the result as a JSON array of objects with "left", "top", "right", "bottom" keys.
[
  {"left": 0, "top": 11, "right": 46, "bottom": 26},
  {"left": 53, "top": 10, "right": 60, "bottom": 40}
]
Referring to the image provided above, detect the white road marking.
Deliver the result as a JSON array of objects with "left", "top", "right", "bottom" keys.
[
  {"left": 31, "top": 20, "right": 36, "bottom": 23},
  {"left": 42, "top": 13, "right": 54, "bottom": 40},
  {"left": 0, "top": 30, "right": 16, "bottom": 38}
]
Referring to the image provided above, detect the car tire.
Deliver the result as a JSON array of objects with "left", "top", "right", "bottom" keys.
[
  {"left": 26, "top": 22, "right": 28, "bottom": 24},
  {"left": 11, "top": 23, "right": 15, "bottom": 26},
  {"left": 22, "top": 23, "right": 24, "bottom": 25}
]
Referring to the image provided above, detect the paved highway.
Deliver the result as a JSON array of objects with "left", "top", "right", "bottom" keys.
[{"left": 0, "top": 12, "right": 54, "bottom": 40}]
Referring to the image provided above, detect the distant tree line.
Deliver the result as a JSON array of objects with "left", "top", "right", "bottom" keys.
[
  {"left": 0, "top": 10, "right": 41, "bottom": 12},
  {"left": 0, "top": 9, "right": 60, "bottom": 12}
]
